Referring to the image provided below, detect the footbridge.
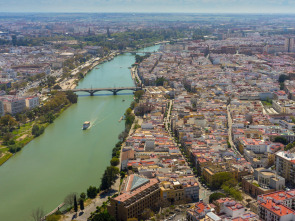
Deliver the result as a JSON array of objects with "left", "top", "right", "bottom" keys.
[{"left": 65, "top": 86, "right": 142, "bottom": 96}]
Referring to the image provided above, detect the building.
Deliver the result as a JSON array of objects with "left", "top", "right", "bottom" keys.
[
  {"left": 160, "top": 179, "right": 199, "bottom": 203},
  {"left": 285, "top": 37, "right": 295, "bottom": 53},
  {"left": 275, "top": 151, "right": 295, "bottom": 186},
  {"left": 0, "top": 100, "right": 4, "bottom": 116},
  {"left": 242, "top": 168, "right": 285, "bottom": 198},
  {"left": 108, "top": 175, "right": 160, "bottom": 221},
  {"left": 202, "top": 164, "right": 240, "bottom": 187},
  {"left": 186, "top": 201, "right": 213, "bottom": 221},
  {"left": 1, "top": 96, "right": 26, "bottom": 115},
  {"left": 216, "top": 198, "right": 245, "bottom": 218},
  {"left": 25, "top": 96, "right": 39, "bottom": 109},
  {"left": 257, "top": 190, "right": 295, "bottom": 220},
  {"left": 279, "top": 120, "right": 295, "bottom": 133},
  {"left": 213, "top": 198, "right": 259, "bottom": 220}
]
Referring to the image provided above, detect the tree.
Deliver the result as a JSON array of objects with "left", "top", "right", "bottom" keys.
[
  {"left": 278, "top": 74, "right": 290, "bottom": 83},
  {"left": 155, "top": 77, "right": 166, "bottom": 86},
  {"left": 0, "top": 115, "right": 17, "bottom": 129},
  {"left": 209, "top": 192, "right": 226, "bottom": 203},
  {"left": 66, "top": 91, "right": 78, "bottom": 103},
  {"left": 79, "top": 198, "right": 84, "bottom": 211},
  {"left": 87, "top": 186, "right": 97, "bottom": 199},
  {"left": 110, "top": 157, "right": 120, "bottom": 166},
  {"left": 140, "top": 208, "right": 154, "bottom": 220},
  {"left": 32, "top": 125, "right": 40, "bottom": 137},
  {"left": 64, "top": 193, "right": 77, "bottom": 207},
  {"left": 53, "top": 84, "right": 62, "bottom": 90},
  {"left": 211, "top": 172, "right": 233, "bottom": 189},
  {"left": 274, "top": 136, "right": 288, "bottom": 145},
  {"left": 134, "top": 90, "right": 144, "bottom": 101},
  {"left": 80, "top": 192, "right": 86, "bottom": 200},
  {"left": 26, "top": 111, "right": 35, "bottom": 121},
  {"left": 100, "top": 166, "right": 119, "bottom": 190},
  {"left": 222, "top": 185, "right": 243, "bottom": 201},
  {"left": 46, "top": 76, "right": 56, "bottom": 87},
  {"left": 31, "top": 207, "right": 45, "bottom": 221},
  {"left": 285, "top": 142, "right": 295, "bottom": 151},
  {"left": 74, "top": 195, "right": 78, "bottom": 213},
  {"left": 45, "top": 112, "right": 55, "bottom": 123},
  {"left": 90, "top": 211, "right": 115, "bottom": 221},
  {"left": 32, "top": 125, "right": 45, "bottom": 137},
  {"left": 155, "top": 198, "right": 171, "bottom": 209}
]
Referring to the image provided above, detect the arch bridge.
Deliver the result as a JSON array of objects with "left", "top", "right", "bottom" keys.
[{"left": 65, "top": 86, "right": 142, "bottom": 96}]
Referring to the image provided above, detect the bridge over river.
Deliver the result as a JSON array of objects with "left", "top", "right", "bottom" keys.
[{"left": 63, "top": 86, "right": 142, "bottom": 96}]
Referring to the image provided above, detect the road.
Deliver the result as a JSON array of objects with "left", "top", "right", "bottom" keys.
[
  {"left": 196, "top": 177, "right": 213, "bottom": 204},
  {"left": 164, "top": 99, "right": 173, "bottom": 132},
  {"left": 227, "top": 105, "right": 242, "bottom": 157},
  {"left": 62, "top": 177, "right": 120, "bottom": 221}
]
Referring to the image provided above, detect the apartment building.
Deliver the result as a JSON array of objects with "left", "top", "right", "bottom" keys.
[
  {"left": 0, "top": 100, "right": 4, "bottom": 116},
  {"left": 257, "top": 190, "right": 295, "bottom": 221},
  {"left": 279, "top": 120, "right": 295, "bottom": 133},
  {"left": 275, "top": 151, "right": 295, "bottom": 186},
  {"left": 108, "top": 175, "right": 160, "bottom": 221},
  {"left": 25, "top": 96, "right": 39, "bottom": 109},
  {"left": 242, "top": 168, "right": 285, "bottom": 198},
  {"left": 1, "top": 96, "right": 26, "bottom": 115}
]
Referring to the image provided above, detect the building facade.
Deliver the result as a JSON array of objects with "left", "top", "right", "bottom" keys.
[
  {"left": 275, "top": 151, "right": 295, "bottom": 186},
  {"left": 1, "top": 96, "right": 26, "bottom": 115},
  {"left": 108, "top": 175, "right": 160, "bottom": 221},
  {"left": 25, "top": 96, "right": 39, "bottom": 109}
]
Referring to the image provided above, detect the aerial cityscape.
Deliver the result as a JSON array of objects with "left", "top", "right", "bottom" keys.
[{"left": 2, "top": 2, "right": 295, "bottom": 221}]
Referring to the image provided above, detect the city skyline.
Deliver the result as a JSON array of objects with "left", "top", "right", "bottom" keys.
[{"left": 1, "top": 0, "right": 295, "bottom": 13}]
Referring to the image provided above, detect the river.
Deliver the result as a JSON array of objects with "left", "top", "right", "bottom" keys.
[{"left": 0, "top": 45, "right": 159, "bottom": 221}]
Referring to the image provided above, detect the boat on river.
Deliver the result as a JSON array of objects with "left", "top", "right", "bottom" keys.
[{"left": 82, "top": 121, "right": 90, "bottom": 130}]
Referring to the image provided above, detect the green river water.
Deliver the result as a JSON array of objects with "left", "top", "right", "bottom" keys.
[{"left": 0, "top": 45, "right": 159, "bottom": 221}]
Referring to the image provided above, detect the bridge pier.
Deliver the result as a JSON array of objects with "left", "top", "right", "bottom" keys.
[
  {"left": 89, "top": 90, "right": 95, "bottom": 96},
  {"left": 112, "top": 90, "right": 117, "bottom": 95}
]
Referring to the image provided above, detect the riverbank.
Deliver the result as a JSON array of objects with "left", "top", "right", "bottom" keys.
[
  {"left": 0, "top": 99, "right": 73, "bottom": 166},
  {"left": 0, "top": 50, "right": 120, "bottom": 166},
  {"left": 0, "top": 44, "right": 160, "bottom": 221},
  {"left": 60, "top": 95, "right": 141, "bottom": 221},
  {"left": 59, "top": 51, "right": 120, "bottom": 90}
]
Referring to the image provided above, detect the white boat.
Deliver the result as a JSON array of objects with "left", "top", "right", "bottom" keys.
[{"left": 82, "top": 121, "right": 90, "bottom": 130}]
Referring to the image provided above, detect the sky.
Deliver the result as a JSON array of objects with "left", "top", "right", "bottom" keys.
[{"left": 1, "top": 0, "right": 295, "bottom": 13}]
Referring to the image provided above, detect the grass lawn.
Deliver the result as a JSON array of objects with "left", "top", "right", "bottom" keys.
[
  {"left": 0, "top": 152, "right": 13, "bottom": 166},
  {"left": 12, "top": 121, "right": 34, "bottom": 139}
]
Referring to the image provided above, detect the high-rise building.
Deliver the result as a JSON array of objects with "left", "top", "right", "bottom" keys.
[
  {"left": 285, "top": 37, "right": 295, "bottom": 52},
  {"left": 0, "top": 100, "right": 4, "bottom": 116}
]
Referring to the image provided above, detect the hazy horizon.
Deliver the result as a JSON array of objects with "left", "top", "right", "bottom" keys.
[{"left": 1, "top": 0, "right": 295, "bottom": 14}]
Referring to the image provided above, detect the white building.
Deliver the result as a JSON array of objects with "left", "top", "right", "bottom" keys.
[{"left": 25, "top": 96, "right": 39, "bottom": 109}]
